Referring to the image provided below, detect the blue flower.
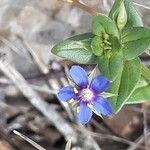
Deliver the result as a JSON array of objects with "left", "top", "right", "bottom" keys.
[{"left": 57, "top": 65, "right": 113, "bottom": 124}]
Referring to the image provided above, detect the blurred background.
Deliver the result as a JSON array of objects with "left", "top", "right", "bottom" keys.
[{"left": 0, "top": 0, "right": 149, "bottom": 150}]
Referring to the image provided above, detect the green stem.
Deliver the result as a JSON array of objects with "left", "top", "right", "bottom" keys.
[{"left": 141, "top": 64, "right": 150, "bottom": 82}]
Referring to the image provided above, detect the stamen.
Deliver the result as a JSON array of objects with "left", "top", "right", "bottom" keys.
[
  {"left": 77, "top": 106, "right": 80, "bottom": 113},
  {"left": 74, "top": 87, "right": 78, "bottom": 93},
  {"left": 80, "top": 89, "right": 94, "bottom": 102},
  {"left": 87, "top": 103, "right": 93, "bottom": 109},
  {"left": 69, "top": 98, "right": 75, "bottom": 103}
]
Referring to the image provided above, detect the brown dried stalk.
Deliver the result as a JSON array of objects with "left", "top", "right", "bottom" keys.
[{"left": 63, "top": 0, "right": 98, "bottom": 16}]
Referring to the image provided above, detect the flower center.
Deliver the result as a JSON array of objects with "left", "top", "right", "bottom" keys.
[{"left": 80, "top": 88, "right": 94, "bottom": 102}]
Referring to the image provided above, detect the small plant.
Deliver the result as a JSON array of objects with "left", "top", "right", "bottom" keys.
[{"left": 52, "top": 0, "right": 150, "bottom": 124}]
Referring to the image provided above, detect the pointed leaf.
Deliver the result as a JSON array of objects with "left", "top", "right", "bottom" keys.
[
  {"left": 92, "top": 15, "right": 119, "bottom": 38},
  {"left": 97, "top": 50, "right": 123, "bottom": 81},
  {"left": 109, "top": 0, "right": 124, "bottom": 21},
  {"left": 51, "top": 33, "right": 96, "bottom": 64},
  {"left": 124, "top": 0, "right": 143, "bottom": 28},
  {"left": 126, "top": 85, "right": 150, "bottom": 104},
  {"left": 108, "top": 73, "right": 122, "bottom": 110},
  {"left": 115, "top": 58, "right": 141, "bottom": 111},
  {"left": 135, "top": 76, "right": 149, "bottom": 89},
  {"left": 122, "top": 27, "right": 150, "bottom": 60},
  {"left": 109, "top": 0, "right": 143, "bottom": 29}
]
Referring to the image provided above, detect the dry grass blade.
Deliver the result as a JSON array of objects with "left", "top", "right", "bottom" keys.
[
  {"left": 62, "top": 0, "right": 98, "bottom": 16},
  {"left": 65, "top": 139, "right": 71, "bottom": 150},
  {"left": 0, "top": 36, "right": 26, "bottom": 58},
  {"left": 24, "top": 41, "right": 75, "bottom": 121},
  {"left": 143, "top": 108, "right": 148, "bottom": 150},
  {"left": 127, "top": 132, "right": 150, "bottom": 150},
  {"left": 23, "top": 42, "right": 49, "bottom": 74},
  {"left": 13, "top": 130, "right": 46, "bottom": 150},
  {"left": 133, "top": 2, "right": 150, "bottom": 10},
  {"left": 0, "top": 77, "right": 57, "bottom": 95},
  {"left": 75, "top": 125, "right": 141, "bottom": 147}
]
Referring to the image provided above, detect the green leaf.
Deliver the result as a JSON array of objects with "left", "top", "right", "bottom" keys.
[
  {"left": 91, "top": 36, "right": 103, "bottom": 56},
  {"left": 97, "top": 36, "right": 122, "bottom": 81},
  {"left": 126, "top": 85, "right": 150, "bottom": 104},
  {"left": 97, "top": 50, "right": 123, "bottom": 81},
  {"left": 51, "top": 33, "right": 96, "bottom": 64},
  {"left": 111, "top": 36, "right": 122, "bottom": 53},
  {"left": 115, "top": 58, "right": 141, "bottom": 112},
  {"left": 109, "top": 0, "right": 124, "bottom": 21},
  {"left": 124, "top": 0, "right": 143, "bottom": 28},
  {"left": 135, "top": 76, "right": 149, "bottom": 89},
  {"left": 117, "top": 2, "right": 127, "bottom": 29},
  {"left": 130, "top": 67, "right": 150, "bottom": 107},
  {"left": 109, "top": 0, "right": 127, "bottom": 29},
  {"left": 92, "top": 15, "right": 119, "bottom": 38},
  {"left": 108, "top": 73, "right": 122, "bottom": 110},
  {"left": 109, "top": 0, "right": 143, "bottom": 29},
  {"left": 122, "top": 27, "right": 150, "bottom": 43},
  {"left": 122, "top": 27, "right": 150, "bottom": 60},
  {"left": 109, "top": 68, "right": 147, "bottom": 110}
]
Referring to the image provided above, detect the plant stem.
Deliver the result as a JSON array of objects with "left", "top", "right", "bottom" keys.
[{"left": 63, "top": 0, "right": 98, "bottom": 16}]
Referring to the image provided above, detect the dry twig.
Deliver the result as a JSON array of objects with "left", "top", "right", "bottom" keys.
[
  {"left": 13, "top": 130, "right": 46, "bottom": 150},
  {"left": 62, "top": 0, "right": 98, "bottom": 16}
]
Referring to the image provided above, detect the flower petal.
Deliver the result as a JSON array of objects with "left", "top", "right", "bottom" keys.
[
  {"left": 90, "top": 75, "right": 110, "bottom": 94},
  {"left": 57, "top": 86, "right": 76, "bottom": 102},
  {"left": 70, "top": 65, "right": 88, "bottom": 88},
  {"left": 93, "top": 96, "right": 113, "bottom": 116},
  {"left": 77, "top": 102, "right": 92, "bottom": 124}
]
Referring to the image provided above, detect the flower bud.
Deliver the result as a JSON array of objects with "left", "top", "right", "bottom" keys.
[{"left": 117, "top": 2, "right": 127, "bottom": 30}]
